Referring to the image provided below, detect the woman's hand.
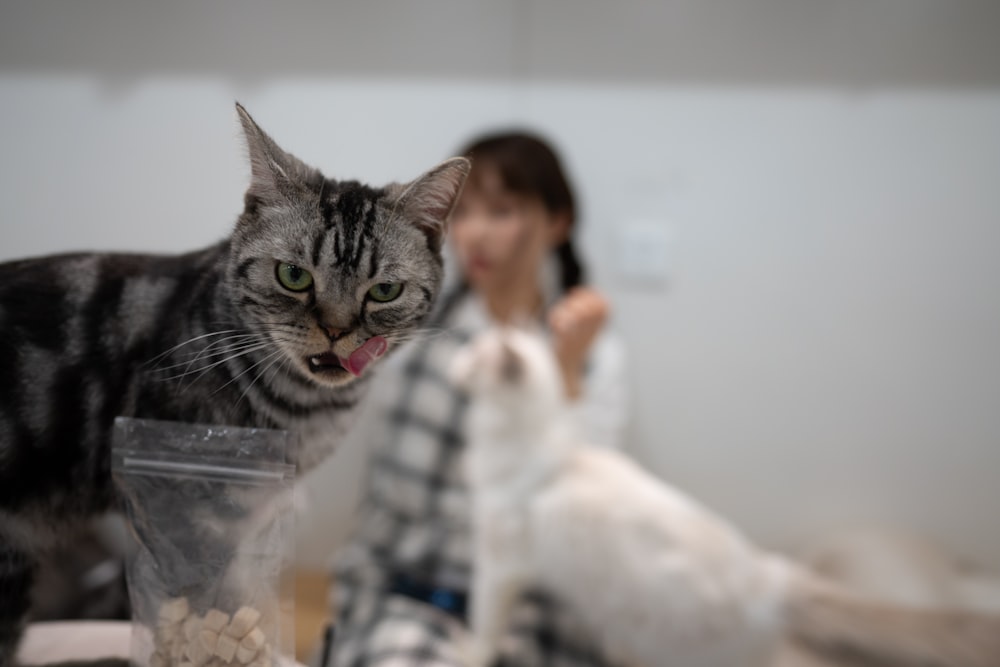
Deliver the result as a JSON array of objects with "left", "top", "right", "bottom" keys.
[{"left": 548, "top": 287, "right": 610, "bottom": 400}]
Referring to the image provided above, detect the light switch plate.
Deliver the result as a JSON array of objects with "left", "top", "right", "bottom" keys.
[{"left": 617, "top": 219, "right": 671, "bottom": 286}]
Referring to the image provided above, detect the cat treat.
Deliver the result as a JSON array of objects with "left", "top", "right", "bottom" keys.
[{"left": 151, "top": 601, "right": 273, "bottom": 667}]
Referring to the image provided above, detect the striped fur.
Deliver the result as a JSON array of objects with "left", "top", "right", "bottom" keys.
[{"left": 0, "top": 104, "right": 469, "bottom": 664}]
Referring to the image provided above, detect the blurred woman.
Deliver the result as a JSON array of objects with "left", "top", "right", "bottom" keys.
[{"left": 325, "top": 131, "right": 627, "bottom": 667}]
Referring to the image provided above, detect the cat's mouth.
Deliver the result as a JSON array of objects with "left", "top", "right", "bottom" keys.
[
  {"left": 306, "top": 336, "right": 389, "bottom": 381},
  {"left": 307, "top": 352, "right": 348, "bottom": 377}
]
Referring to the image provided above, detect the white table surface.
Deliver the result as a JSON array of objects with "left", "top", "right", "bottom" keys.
[{"left": 18, "top": 621, "right": 306, "bottom": 666}]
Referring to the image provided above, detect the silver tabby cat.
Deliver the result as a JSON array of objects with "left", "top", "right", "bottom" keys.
[{"left": 0, "top": 104, "right": 470, "bottom": 664}]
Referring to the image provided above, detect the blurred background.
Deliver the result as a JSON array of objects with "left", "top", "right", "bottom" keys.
[{"left": 1, "top": 0, "right": 998, "bottom": 576}]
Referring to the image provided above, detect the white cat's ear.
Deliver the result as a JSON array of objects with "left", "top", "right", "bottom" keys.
[
  {"left": 235, "top": 102, "right": 314, "bottom": 203},
  {"left": 397, "top": 157, "right": 471, "bottom": 250}
]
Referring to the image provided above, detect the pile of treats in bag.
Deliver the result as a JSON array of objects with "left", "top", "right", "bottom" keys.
[{"left": 153, "top": 597, "right": 272, "bottom": 667}]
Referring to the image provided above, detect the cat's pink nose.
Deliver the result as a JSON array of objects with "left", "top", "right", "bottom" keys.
[{"left": 323, "top": 325, "right": 345, "bottom": 340}]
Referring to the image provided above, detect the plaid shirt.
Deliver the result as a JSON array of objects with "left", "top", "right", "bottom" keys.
[{"left": 325, "top": 295, "right": 627, "bottom": 667}]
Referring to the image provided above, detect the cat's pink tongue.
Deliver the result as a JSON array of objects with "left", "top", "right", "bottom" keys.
[{"left": 339, "top": 336, "right": 388, "bottom": 377}]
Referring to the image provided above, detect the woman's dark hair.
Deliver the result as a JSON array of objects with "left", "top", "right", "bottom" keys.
[{"left": 458, "top": 131, "right": 585, "bottom": 292}]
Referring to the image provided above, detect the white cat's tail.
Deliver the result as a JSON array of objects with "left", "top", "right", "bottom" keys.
[{"left": 784, "top": 569, "right": 1000, "bottom": 667}]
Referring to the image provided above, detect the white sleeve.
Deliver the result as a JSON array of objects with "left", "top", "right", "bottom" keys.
[{"left": 568, "top": 332, "right": 629, "bottom": 449}]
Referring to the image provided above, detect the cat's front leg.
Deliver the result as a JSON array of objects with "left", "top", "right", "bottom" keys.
[{"left": 468, "top": 565, "right": 527, "bottom": 667}]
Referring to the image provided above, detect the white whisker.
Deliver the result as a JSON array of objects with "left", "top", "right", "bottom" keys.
[
  {"left": 154, "top": 335, "right": 265, "bottom": 371},
  {"left": 156, "top": 341, "right": 271, "bottom": 380},
  {"left": 211, "top": 348, "right": 286, "bottom": 398},
  {"left": 235, "top": 350, "right": 291, "bottom": 410},
  {"left": 156, "top": 342, "right": 274, "bottom": 385},
  {"left": 143, "top": 329, "right": 249, "bottom": 367}
]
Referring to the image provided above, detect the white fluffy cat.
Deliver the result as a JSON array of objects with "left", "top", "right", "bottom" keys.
[{"left": 451, "top": 328, "right": 1000, "bottom": 667}]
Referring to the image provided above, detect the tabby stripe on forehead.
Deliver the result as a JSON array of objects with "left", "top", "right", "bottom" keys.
[
  {"left": 367, "top": 237, "right": 380, "bottom": 280},
  {"left": 311, "top": 231, "right": 325, "bottom": 269},
  {"left": 320, "top": 181, "right": 337, "bottom": 230},
  {"left": 337, "top": 195, "right": 363, "bottom": 268},
  {"left": 320, "top": 185, "right": 350, "bottom": 267},
  {"left": 333, "top": 185, "right": 380, "bottom": 270},
  {"left": 351, "top": 198, "right": 377, "bottom": 271},
  {"left": 350, "top": 227, "right": 368, "bottom": 272},
  {"left": 334, "top": 224, "right": 346, "bottom": 267}
]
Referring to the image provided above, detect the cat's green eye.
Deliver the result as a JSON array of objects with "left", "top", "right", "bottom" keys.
[
  {"left": 368, "top": 282, "right": 403, "bottom": 303},
  {"left": 276, "top": 263, "right": 313, "bottom": 292}
]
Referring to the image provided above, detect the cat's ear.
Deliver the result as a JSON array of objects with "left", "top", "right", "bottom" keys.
[
  {"left": 235, "top": 102, "right": 314, "bottom": 203},
  {"left": 396, "top": 157, "right": 471, "bottom": 250}
]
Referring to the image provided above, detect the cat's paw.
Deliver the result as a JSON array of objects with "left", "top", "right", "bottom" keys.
[{"left": 458, "top": 635, "right": 496, "bottom": 667}]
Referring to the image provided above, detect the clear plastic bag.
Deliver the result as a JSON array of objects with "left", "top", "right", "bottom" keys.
[{"left": 111, "top": 417, "right": 296, "bottom": 667}]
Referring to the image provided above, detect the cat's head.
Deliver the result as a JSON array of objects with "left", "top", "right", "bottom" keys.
[
  {"left": 227, "top": 104, "right": 469, "bottom": 388},
  {"left": 451, "top": 326, "right": 566, "bottom": 425}
]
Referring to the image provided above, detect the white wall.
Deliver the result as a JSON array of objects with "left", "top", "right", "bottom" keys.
[{"left": 2, "top": 1, "right": 999, "bottom": 569}]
